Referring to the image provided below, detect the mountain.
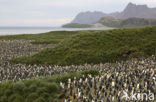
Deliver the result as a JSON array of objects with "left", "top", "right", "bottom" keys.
[
  {"left": 97, "top": 17, "right": 122, "bottom": 27},
  {"left": 70, "top": 3, "right": 156, "bottom": 24},
  {"left": 97, "top": 17, "right": 156, "bottom": 28},
  {"left": 120, "top": 17, "right": 156, "bottom": 27},
  {"left": 71, "top": 11, "right": 107, "bottom": 24},
  {"left": 117, "top": 2, "right": 156, "bottom": 19}
]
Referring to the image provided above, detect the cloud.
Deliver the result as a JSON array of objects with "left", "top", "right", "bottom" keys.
[
  {"left": 0, "top": 0, "right": 156, "bottom": 26},
  {"left": 0, "top": 18, "right": 72, "bottom": 26},
  {"left": 123, "top": 0, "right": 156, "bottom": 6},
  {"left": 35, "top": 1, "right": 76, "bottom": 7}
]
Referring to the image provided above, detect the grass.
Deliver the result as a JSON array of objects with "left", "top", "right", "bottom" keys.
[
  {"left": 11, "top": 26, "right": 156, "bottom": 65},
  {"left": 98, "top": 17, "right": 156, "bottom": 28},
  {"left": 0, "top": 69, "right": 99, "bottom": 102},
  {"left": 1, "top": 27, "right": 156, "bottom": 101},
  {"left": 62, "top": 23, "right": 92, "bottom": 28},
  {"left": 0, "top": 31, "right": 79, "bottom": 44}
]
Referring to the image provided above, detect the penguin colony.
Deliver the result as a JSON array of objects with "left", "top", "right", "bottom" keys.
[{"left": 0, "top": 40, "right": 155, "bottom": 102}]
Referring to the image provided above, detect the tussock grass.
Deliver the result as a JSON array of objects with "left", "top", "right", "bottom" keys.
[
  {"left": 12, "top": 26, "right": 156, "bottom": 65},
  {"left": 0, "top": 31, "right": 79, "bottom": 44},
  {"left": 0, "top": 69, "right": 99, "bottom": 102}
]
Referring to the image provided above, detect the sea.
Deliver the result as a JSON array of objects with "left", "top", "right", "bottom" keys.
[{"left": 0, "top": 27, "right": 113, "bottom": 35}]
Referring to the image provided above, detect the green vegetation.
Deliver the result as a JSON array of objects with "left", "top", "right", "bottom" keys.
[
  {"left": 12, "top": 26, "right": 156, "bottom": 65},
  {"left": 152, "top": 99, "right": 156, "bottom": 102},
  {"left": 0, "top": 69, "right": 99, "bottom": 102},
  {"left": 98, "top": 17, "right": 122, "bottom": 27},
  {"left": 0, "top": 31, "right": 79, "bottom": 44},
  {"left": 98, "top": 17, "right": 156, "bottom": 28},
  {"left": 120, "top": 17, "right": 156, "bottom": 27},
  {"left": 62, "top": 23, "right": 92, "bottom": 28}
]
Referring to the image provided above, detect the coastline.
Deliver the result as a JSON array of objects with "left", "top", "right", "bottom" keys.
[{"left": 0, "top": 27, "right": 114, "bottom": 35}]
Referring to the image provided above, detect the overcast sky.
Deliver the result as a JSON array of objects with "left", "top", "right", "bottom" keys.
[{"left": 0, "top": 0, "right": 156, "bottom": 27}]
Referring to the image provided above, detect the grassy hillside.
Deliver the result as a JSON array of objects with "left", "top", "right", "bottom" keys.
[
  {"left": 62, "top": 23, "right": 92, "bottom": 28},
  {"left": 98, "top": 17, "right": 156, "bottom": 28},
  {"left": 0, "top": 69, "right": 99, "bottom": 102},
  {"left": 12, "top": 26, "right": 156, "bottom": 65},
  {"left": 0, "top": 31, "right": 79, "bottom": 44},
  {"left": 120, "top": 17, "right": 156, "bottom": 27},
  {"left": 97, "top": 17, "right": 122, "bottom": 27}
]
